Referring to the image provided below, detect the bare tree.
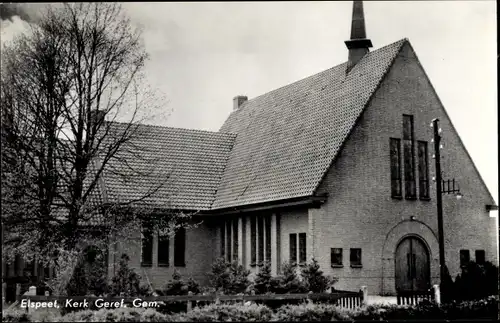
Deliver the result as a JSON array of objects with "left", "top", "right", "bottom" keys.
[{"left": 1, "top": 3, "right": 192, "bottom": 295}]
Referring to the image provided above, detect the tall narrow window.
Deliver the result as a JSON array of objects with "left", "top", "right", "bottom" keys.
[
  {"left": 257, "top": 216, "right": 264, "bottom": 264},
  {"left": 250, "top": 216, "right": 257, "bottom": 265},
  {"left": 174, "top": 227, "right": 186, "bottom": 267},
  {"left": 418, "top": 141, "right": 430, "bottom": 199},
  {"left": 459, "top": 249, "right": 470, "bottom": 268},
  {"left": 403, "top": 115, "right": 416, "bottom": 199},
  {"left": 232, "top": 218, "right": 238, "bottom": 262},
  {"left": 289, "top": 233, "right": 297, "bottom": 264},
  {"left": 475, "top": 250, "right": 485, "bottom": 265},
  {"left": 331, "top": 248, "right": 343, "bottom": 267},
  {"left": 265, "top": 215, "right": 271, "bottom": 263},
  {"left": 350, "top": 248, "right": 362, "bottom": 267},
  {"left": 220, "top": 222, "right": 225, "bottom": 259},
  {"left": 141, "top": 222, "right": 153, "bottom": 267},
  {"left": 298, "top": 233, "right": 306, "bottom": 264},
  {"left": 226, "top": 220, "right": 232, "bottom": 262},
  {"left": 390, "top": 138, "right": 402, "bottom": 198},
  {"left": 158, "top": 233, "right": 169, "bottom": 267}
]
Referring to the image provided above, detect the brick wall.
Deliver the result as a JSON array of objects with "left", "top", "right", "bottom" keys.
[
  {"left": 312, "top": 41, "right": 497, "bottom": 295},
  {"left": 108, "top": 218, "right": 216, "bottom": 290}
]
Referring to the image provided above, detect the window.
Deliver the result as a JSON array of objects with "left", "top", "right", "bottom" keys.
[
  {"left": 265, "top": 215, "right": 271, "bottom": 263},
  {"left": 289, "top": 233, "right": 297, "bottom": 264},
  {"left": 258, "top": 216, "right": 264, "bottom": 264},
  {"left": 226, "top": 220, "right": 232, "bottom": 262},
  {"left": 158, "top": 233, "right": 169, "bottom": 267},
  {"left": 232, "top": 219, "right": 238, "bottom": 261},
  {"left": 141, "top": 223, "right": 153, "bottom": 267},
  {"left": 350, "top": 248, "right": 362, "bottom": 267},
  {"left": 459, "top": 249, "right": 470, "bottom": 268},
  {"left": 418, "top": 141, "right": 430, "bottom": 199},
  {"left": 250, "top": 216, "right": 257, "bottom": 265},
  {"left": 475, "top": 250, "right": 485, "bottom": 265},
  {"left": 390, "top": 138, "right": 402, "bottom": 198},
  {"left": 298, "top": 233, "right": 307, "bottom": 264},
  {"left": 174, "top": 227, "right": 186, "bottom": 267},
  {"left": 331, "top": 248, "right": 343, "bottom": 267},
  {"left": 403, "top": 115, "right": 416, "bottom": 199},
  {"left": 220, "top": 222, "right": 225, "bottom": 258}
]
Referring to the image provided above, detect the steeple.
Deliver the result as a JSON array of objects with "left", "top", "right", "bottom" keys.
[{"left": 345, "top": 1, "right": 373, "bottom": 73}]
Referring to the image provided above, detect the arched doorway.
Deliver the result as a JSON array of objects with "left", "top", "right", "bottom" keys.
[{"left": 395, "top": 236, "right": 430, "bottom": 292}]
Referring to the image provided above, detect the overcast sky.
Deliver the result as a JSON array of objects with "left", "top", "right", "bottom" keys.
[{"left": 1, "top": 1, "right": 497, "bottom": 202}]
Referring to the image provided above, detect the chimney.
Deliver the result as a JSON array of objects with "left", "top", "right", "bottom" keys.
[
  {"left": 344, "top": 1, "right": 373, "bottom": 73},
  {"left": 233, "top": 95, "right": 248, "bottom": 111},
  {"left": 89, "top": 109, "right": 106, "bottom": 128}
]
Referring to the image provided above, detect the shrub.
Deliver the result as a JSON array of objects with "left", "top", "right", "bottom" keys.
[
  {"left": 163, "top": 270, "right": 201, "bottom": 295},
  {"left": 109, "top": 254, "right": 143, "bottom": 297},
  {"left": 454, "top": 261, "right": 498, "bottom": 302},
  {"left": 300, "top": 258, "right": 337, "bottom": 293},
  {"left": 269, "top": 262, "right": 308, "bottom": 294},
  {"left": 58, "top": 307, "right": 173, "bottom": 322},
  {"left": 253, "top": 261, "right": 272, "bottom": 295},
  {"left": 2, "top": 308, "right": 30, "bottom": 322},
  {"left": 208, "top": 258, "right": 251, "bottom": 295},
  {"left": 273, "top": 303, "right": 338, "bottom": 321},
  {"left": 177, "top": 303, "right": 273, "bottom": 322}
]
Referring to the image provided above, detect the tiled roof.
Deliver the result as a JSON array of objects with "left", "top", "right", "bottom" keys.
[
  {"left": 101, "top": 123, "right": 236, "bottom": 210},
  {"left": 212, "top": 39, "right": 407, "bottom": 209}
]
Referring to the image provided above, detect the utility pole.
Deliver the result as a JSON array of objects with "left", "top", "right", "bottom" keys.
[{"left": 432, "top": 118, "right": 446, "bottom": 284}]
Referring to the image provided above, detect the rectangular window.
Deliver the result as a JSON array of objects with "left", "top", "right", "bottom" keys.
[
  {"left": 251, "top": 216, "right": 257, "bottom": 265},
  {"left": 220, "top": 222, "right": 225, "bottom": 259},
  {"left": 258, "top": 216, "right": 264, "bottom": 264},
  {"left": 390, "top": 138, "right": 402, "bottom": 198},
  {"left": 174, "top": 227, "right": 186, "bottom": 267},
  {"left": 158, "top": 233, "right": 169, "bottom": 267},
  {"left": 403, "top": 115, "right": 416, "bottom": 199},
  {"left": 233, "top": 218, "right": 238, "bottom": 262},
  {"left": 226, "top": 220, "right": 232, "bottom": 262},
  {"left": 350, "top": 248, "right": 362, "bottom": 267},
  {"left": 331, "top": 248, "right": 343, "bottom": 267},
  {"left": 289, "top": 233, "right": 297, "bottom": 264},
  {"left": 475, "top": 250, "right": 485, "bottom": 265},
  {"left": 459, "top": 249, "right": 470, "bottom": 268},
  {"left": 298, "top": 233, "right": 307, "bottom": 264},
  {"left": 265, "top": 215, "right": 271, "bottom": 263},
  {"left": 141, "top": 222, "right": 153, "bottom": 267},
  {"left": 418, "top": 141, "right": 430, "bottom": 199}
]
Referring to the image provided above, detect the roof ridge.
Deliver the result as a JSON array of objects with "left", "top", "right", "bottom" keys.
[{"left": 241, "top": 38, "right": 408, "bottom": 107}]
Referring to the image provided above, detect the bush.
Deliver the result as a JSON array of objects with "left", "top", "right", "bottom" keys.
[
  {"left": 453, "top": 261, "right": 498, "bottom": 302},
  {"left": 2, "top": 308, "right": 30, "bottom": 322},
  {"left": 58, "top": 307, "right": 172, "bottom": 322},
  {"left": 175, "top": 303, "right": 273, "bottom": 322},
  {"left": 300, "top": 258, "right": 337, "bottom": 293},
  {"left": 269, "top": 262, "right": 308, "bottom": 294},
  {"left": 253, "top": 262, "right": 272, "bottom": 295},
  {"left": 273, "top": 303, "right": 338, "bottom": 321},
  {"left": 109, "top": 254, "right": 143, "bottom": 297},
  {"left": 163, "top": 270, "right": 201, "bottom": 295},
  {"left": 208, "top": 258, "right": 251, "bottom": 295}
]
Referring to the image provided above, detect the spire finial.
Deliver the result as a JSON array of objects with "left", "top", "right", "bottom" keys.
[{"left": 345, "top": 1, "right": 373, "bottom": 73}]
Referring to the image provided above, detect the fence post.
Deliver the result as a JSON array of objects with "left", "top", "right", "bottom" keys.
[
  {"left": 433, "top": 284, "right": 441, "bottom": 305},
  {"left": 15, "top": 283, "right": 21, "bottom": 302},
  {"left": 187, "top": 291, "right": 193, "bottom": 312},
  {"left": 2, "top": 282, "right": 6, "bottom": 306},
  {"left": 360, "top": 286, "right": 368, "bottom": 306},
  {"left": 215, "top": 291, "right": 220, "bottom": 305}
]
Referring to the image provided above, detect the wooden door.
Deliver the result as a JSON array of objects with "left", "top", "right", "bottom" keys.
[{"left": 395, "top": 236, "right": 430, "bottom": 292}]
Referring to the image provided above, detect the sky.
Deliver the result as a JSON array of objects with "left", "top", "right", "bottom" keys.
[{"left": 0, "top": 1, "right": 497, "bottom": 204}]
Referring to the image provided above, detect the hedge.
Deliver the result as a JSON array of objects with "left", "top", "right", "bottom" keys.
[{"left": 2, "top": 295, "right": 498, "bottom": 322}]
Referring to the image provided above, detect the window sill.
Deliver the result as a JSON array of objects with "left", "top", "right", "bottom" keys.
[
  {"left": 350, "top": 265, "right": 363, "bottom": 268},
  {"left": 141, "top": 263, "right": 152, "bottom": 268},
  {"left": 290, "top": 261, "right": 297, "bottom": 267},
  {"left": 298, "top": 262, "right": 307, "bottom": 267},
  {"left": 250, "top": 262, "right": 257, "bottom": 267},
  {"left": 158, "top": 264, "right": 169, "bottom": 267},
  {"left": 405, "top": 196, "right": 417, "bottom": 201},
  {"left": 419, "top": 197, "right": 431, "bottom": 201},
  {"left": 174, "top": 263, "right": 186, "bottom": 267},
  {"left": 331, "top": 265, "right": 344, "bottom": 268},
  {"left": 391, "top": 195, "right": 403, "bottom": 200}
]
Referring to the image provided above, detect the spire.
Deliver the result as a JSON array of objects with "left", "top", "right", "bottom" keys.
[{"left": 345, "top": 1, "right": 373, "bottom": 73}]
